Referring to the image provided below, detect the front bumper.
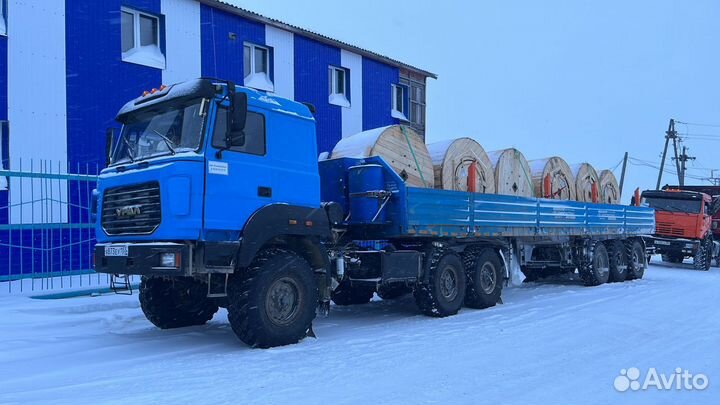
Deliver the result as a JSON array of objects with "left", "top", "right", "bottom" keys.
[
  {"left": 94, "top": 242, "right": 191, "bottom": 276},
  {"left": 645, "top": 236, "right": 699, "bottom": 256}
]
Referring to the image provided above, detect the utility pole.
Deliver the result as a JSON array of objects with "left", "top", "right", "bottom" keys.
[
  {"left": 708, "top": 170, "right": 720, "bottom": 186},
  {"left": 618, "top": 152, "right": 629, "bottom": 199},
  {"left": 677, "top": 146, "right": 696, "bottom": 187},
  {"left": 656, "top": 119, "right": 680, "bottom": 189}
]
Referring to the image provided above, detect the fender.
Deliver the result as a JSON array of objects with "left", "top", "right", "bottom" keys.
[{"left": 236, "top": 203, "right": 332, "bottom": 268}]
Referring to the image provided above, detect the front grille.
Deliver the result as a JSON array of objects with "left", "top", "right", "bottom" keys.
[
  {"left": 656, "top": 221, "right": 686, "bottom": 237},
  {"left": 102, "top": 182, "right": 161, "bottom": 235}
]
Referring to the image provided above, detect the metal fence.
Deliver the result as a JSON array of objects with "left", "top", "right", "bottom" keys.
[{"left": 0, "top": 160, "right": 121, "bottom": 294}]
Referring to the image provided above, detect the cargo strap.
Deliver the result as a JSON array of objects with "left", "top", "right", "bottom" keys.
[{"left": 400, "top": 125, "right": 428, "bottom": 187}]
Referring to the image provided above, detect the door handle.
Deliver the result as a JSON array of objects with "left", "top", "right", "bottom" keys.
[{"left": 258, "top": 186, "right": 272, "bottom": 198}]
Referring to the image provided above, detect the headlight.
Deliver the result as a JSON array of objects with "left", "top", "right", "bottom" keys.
[{"left": 160, "top": 252, "right": 180, "bottom": 268}]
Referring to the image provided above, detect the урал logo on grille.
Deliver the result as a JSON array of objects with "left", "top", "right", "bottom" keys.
[{"left": 116, "top": 205, "right": 142, "bottom": 218}]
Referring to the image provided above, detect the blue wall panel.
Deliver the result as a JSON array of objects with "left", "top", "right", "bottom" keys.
[
  {"left": 200, "top": 5, "right": 265, "bottom": 85},
  {"left": 65, "top": 0, "right": 162, "bottom": 171},
  {"left": 0, "top": 36, "right": 7, "bottom": 226},
  {"left": 294, "top": 36, "right": 341, "bottom": 155},
  {"left": 362, "top": 57, "right": 399, "bottom": 130}
]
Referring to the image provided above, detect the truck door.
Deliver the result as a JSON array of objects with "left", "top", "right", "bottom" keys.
[{"left": 203, "top": 106, "right": 272, "bottom": 239}]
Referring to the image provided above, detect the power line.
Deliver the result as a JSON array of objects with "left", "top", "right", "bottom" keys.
[{"left": 675, "top": 120, "right": 720, "bottom": 128}]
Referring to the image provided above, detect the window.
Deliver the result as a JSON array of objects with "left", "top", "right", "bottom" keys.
[
  {"left": 328, "top": 66, "right": 350, "bottom": 107},
  {"left": 212, "top": 108, "right": 266, "bottom": 156},
  {"left": 391, "top": 84, "right": 407, "bottom": 120},
  {"left": 0, "top": 0, "right": 7, "bottom": 36},
  {"left": 121, "top": 7, "right": 165, "bottom": 69},
  {"left": 409, "top": 82, "right": 426, "bottom": 126},
  {"left": 243, "top": 43, "right": 274, "bottom": 92}
]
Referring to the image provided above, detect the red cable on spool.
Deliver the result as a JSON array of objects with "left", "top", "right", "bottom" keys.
[
  {"left": 467, "top": 160, "right": 478, "bottom": 193},
  {"left": 543, "top": 173, "right": 552, "bottom": 198},
  {"left": 591, "top": 182, "right": 599, "bottom": 203}
]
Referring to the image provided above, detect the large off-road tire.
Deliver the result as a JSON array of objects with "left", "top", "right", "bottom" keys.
[
  {"left": 139, "top": 276, "right": 219, "bottom": 329},
  {"left": 414, "top": 249, "right": 466, "bottom": 317},
  {"left": 626, "top": 239, "right": 646, "bottom": 280},
  {"left": 693, "top": 235, "right": 712, "bottom": 271},
  {"left": 463, "top": 248, "right": 504, "bottom": 309},
  {"left": 227, "top": 248, "right": 318, "bottom": 348},
  {"left": 332, "top": 282, "right": 375, "bottom": 305},
  {"left": 607, "top": 240, "right": 628, "bottom": 282},
  {"left": 377, "top": 284, "right": 410, "bottom": 300},
  {"left": 580, "top": 242, "right": 610, "bottom": 286}
]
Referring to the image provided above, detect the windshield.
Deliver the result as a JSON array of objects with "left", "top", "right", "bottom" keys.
[
  {"left": 645, "top": 197, "right": 701, "bottom": 214},
  {"left": 112, "top": 98, "right": 208, "bottom": 164}
]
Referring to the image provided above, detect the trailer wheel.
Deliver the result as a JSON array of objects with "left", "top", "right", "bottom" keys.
[
  {"left": 139, "top": 276, "right": 218, "bottom": 329},
  {"left": 464, "top": 248, "right": 504, "bottom": 309},
  {"left": 227, "top": 248, "right": 318, "bottom": 348},
  {"left": 414, "top": 249, "right": 466, "bottom": 317},
  {"left": 626, "top": 240, "right": 646, "bottom": 280},
  {"left": 332, "top": 282, "right": 375, "bottom": 305},
  {"left": 580, "top": 242, "right": 610, "bottom": 286},
  {"left": 607, "top": 241, "right": 628, "bottom": 282}
]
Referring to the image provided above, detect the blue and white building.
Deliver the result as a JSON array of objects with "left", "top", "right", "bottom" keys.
[
  {"left": 0, "top": 0, "right": 434, "bottom": 171},
  {"left": 0, "top": 0, "right": 435, "bottom": 281}
]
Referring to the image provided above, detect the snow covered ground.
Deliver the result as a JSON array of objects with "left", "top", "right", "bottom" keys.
[{"left": 0, "top": 262, "right": 718, "bottom": 405}]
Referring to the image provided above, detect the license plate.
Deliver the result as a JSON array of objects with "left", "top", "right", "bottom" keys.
[
  {"left": 105, "top": 245, "right": 129, "bottom": 257},
  {"left": 654, "top": 241, "right": 670, "bottom": 246}
]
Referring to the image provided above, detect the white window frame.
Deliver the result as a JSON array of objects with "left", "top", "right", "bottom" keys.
[
  {"left": 391, "top": 84, "right": 407, "bottom": 120},
  {"left": 121, "top": 7, "right": 165, "bottom": 70},
  {"left": 0, "top": 0, "right": 7, "bottom": 36},
  {"left": 243, "top": 42, "right": 274, "bottom": 92},
  {"left": 328, "top": 66, "right": 350, "bottom": 108},
  {"left": 0, "top": 121, "right": 7, "bottom": 191}
]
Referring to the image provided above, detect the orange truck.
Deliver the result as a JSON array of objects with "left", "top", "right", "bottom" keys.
[{"left": 641, "top": 189, "right": 720, "bottom": 270}]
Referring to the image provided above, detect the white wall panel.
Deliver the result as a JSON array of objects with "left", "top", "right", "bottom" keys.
[
  {"left": 8, "top": 0, "right": 68, "bottom": 223},
  {"left": 265, "top": 25, "right": 294, "bottom": 100},
  {"left": 162, "top": 0, "right": 202, "bottom": 85},
  {"left": 341, "top": 49, "right": 362, "bottom": 138}
]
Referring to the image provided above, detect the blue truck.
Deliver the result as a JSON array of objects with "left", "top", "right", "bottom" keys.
[{"left": 93, "top": 78, "right": 655, "bottom": 348}]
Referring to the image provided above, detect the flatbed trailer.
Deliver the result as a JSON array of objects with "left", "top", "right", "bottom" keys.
[{"left": 93, "top": 79, "right": 655, "bottom": 348}]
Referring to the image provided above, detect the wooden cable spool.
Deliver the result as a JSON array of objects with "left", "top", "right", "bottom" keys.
[
  {"left": 598, "top": 170, "right": 620, "bottom": 204},
  {"left": 426, "top": 138, "right": 495, "bottom": 193},
  {"left": 487, "top": 148, "right": 534, "bottom": 197},
  {"left": 331, "top": 125, "right": 434, "bottom": 188},
  {"left": 570, "top": 163, "right": 600, "bottom": 202},
  {"left": 528, "top": 157, "right": 576, "bottom": 200}
]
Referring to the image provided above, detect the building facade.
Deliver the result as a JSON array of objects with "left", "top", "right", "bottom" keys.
[
  {"left": 0, "top": 0, "right": 434, "bottom": 281},
  {"left": 0, "top": 0, "right": 434, "bottom": 173}
]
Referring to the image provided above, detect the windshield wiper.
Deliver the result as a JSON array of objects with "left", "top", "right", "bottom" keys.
[
  {"left": 151, "top": 129, "right": 177, "bottom": 155},
  {"left": 120, "top": 132, "right": 136, "bottom": 163}
]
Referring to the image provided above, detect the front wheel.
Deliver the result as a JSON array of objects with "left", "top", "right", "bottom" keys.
[
  {"left": 139, "top": 276, "right": 219, "bottom": 329},
  {"left": 227, "top": 248, "right": 318, "bottom": 348},
  {"left": 414, "top": 250, "right": 466, "bottom": 317}
]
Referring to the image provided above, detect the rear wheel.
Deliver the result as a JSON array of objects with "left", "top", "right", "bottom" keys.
[
  {"left": 227, "top": 248, "right": 318, "bottom": 348},
  {"left": 139, "top": 276, "right": 218, "bottom": 329},
  {"left": 414, "top": 249, "right": 466, "bottom": 317},
  {"left": 464, "top": 248, "right": 504, "bottom": 309},
  {"left": 580, "top": 242, "right": 610, "bottom": 286},
  {"left": 607, "top": 241, "right": 628, "bottom": 282},
  {"left": 626, "top": 240, "right": 646, "bottom": 280}
]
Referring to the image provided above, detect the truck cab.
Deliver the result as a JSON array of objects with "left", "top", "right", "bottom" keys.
[{"left": 641, "top": 189, "right": 718, "bottom": 269}]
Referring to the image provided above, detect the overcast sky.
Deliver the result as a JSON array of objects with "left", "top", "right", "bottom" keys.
[{"left": 232, "top": 0, "right": 720, "bottom": 202}]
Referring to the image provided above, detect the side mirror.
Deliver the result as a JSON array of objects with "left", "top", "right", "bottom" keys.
[
  {"left": 105, "top": 128, "right": 115, "bottom": 167},
  {"left": 225, "top": 92, "right": 247, "bottom": 147},
  {"left": 709, "top": 196, "right": 720, "bottom": 216}
]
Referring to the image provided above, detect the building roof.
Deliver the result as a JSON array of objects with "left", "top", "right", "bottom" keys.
[{"left": 199, "top": 0, "right": 438, "bottom": 79}]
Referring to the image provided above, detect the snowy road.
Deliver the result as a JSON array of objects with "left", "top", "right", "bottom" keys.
[{"left": 0, "top": 263, "right": 718, "bottom": 405}]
